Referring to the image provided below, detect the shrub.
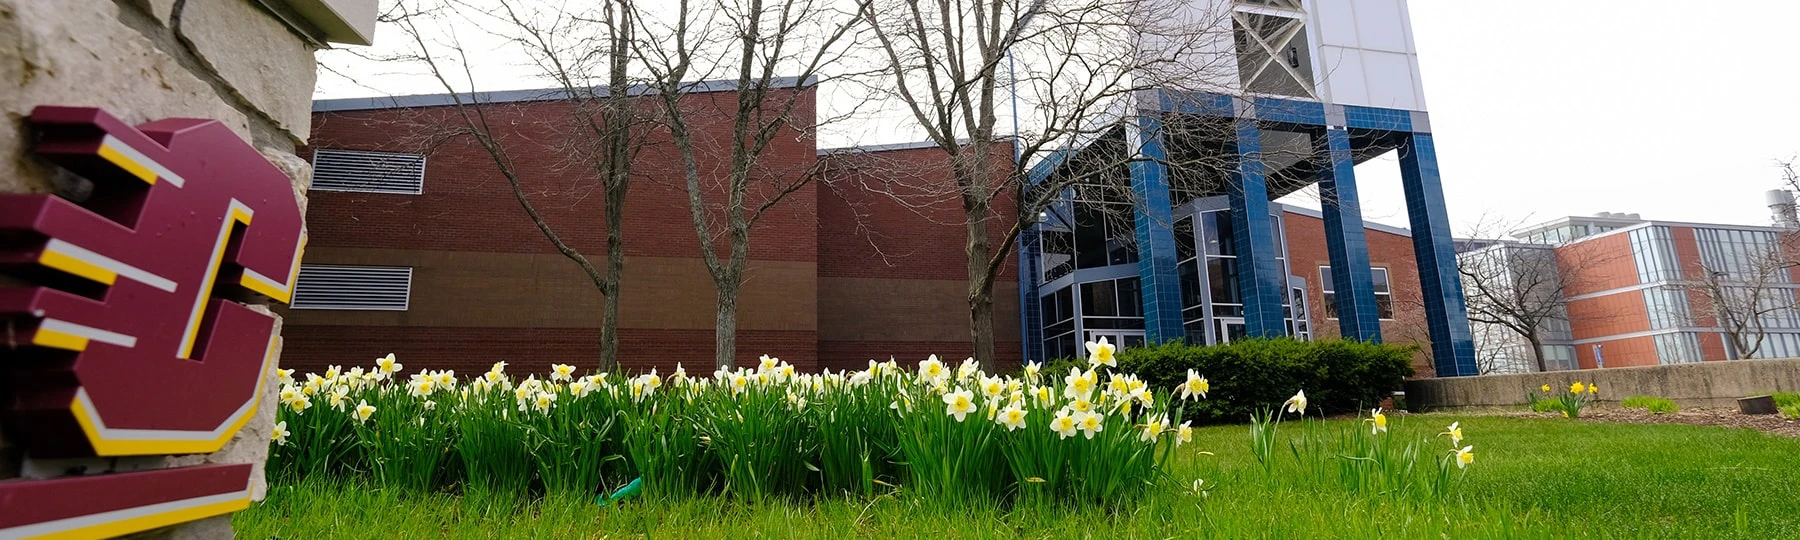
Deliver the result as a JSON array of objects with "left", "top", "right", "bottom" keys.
[
  {"left": 1621, "top": 396, "right": 1678, "bottom": 414},
  {"left": 1781, "top": 404, "right": 1800, "bottom": 420},
  {"left": 1773, "top": 392, "right": 1800, "bottom": 409},
  {"left": 1116, "top": 338, "right": 1416, "bottom": 423}
]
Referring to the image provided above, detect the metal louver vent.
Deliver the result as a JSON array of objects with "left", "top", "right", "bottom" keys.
[
  {"left": 310, "top": 149, "right": 426, "bottom": 194},
  {"left": 291, "top": 265, "right": 413, "bottom": 311}
]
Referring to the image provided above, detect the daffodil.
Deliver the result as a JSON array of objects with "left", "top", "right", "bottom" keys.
[
  {"left": 410, "top": 378, "right": 434, "bottom": 398},
  {"left": 1175, "top": 421, "right": 1193, "bottom": 446},
  {"left": 277, "top": 368, "right": 296, "bottom": 386},
  {"left": 1368, "top": 408, "right": 1388, "bottom": 434},
  {"left": 957, "top": 357, "right": 980, "bottom": 381},
  {"left": 1176, "top": 370, "right": 1209, "bottom": 401},
  {"left": 1023, "top": 361, "right": 1042, "bottom": 384},
  {"left": 1139, "top": 414, "right": 1167, "bottom": 442},
  {"left": 288, "top": 395, "right": 312, "bottom": 414},
  {"left": 919, "top": 355, "right": 947, "bottom": 383},
  {"left": 353, "top": 399, "right": 376, "bottom": 423},
  {"left": 1540, "top": 384, "right": 1551, "bottom": 393},
  {"left": 1570, "top": 382, "right": 1585, "bottom": 394},
  {"left": 1064, "top": 367, "right": 1095, "bottom": 400},
  {"left": 279, "top": 385, "right": 301, "bottom": 404},
  {"left": 1032, "top": 385, "right": 1056, "bottom": 409},
  {"left": 271, "top": 421, "right": 290, "bottom": 446},
  {"left": 532, "top": 391, "right": 557, "bottom": 412},
  {"left": 943, "top": 388, "right": 977, "bottom": 422},
  {"left": 324, "top": 365, "right": 342, "bottom": 382},
  {"left": 1085, "top": 337, "right": 1117, "bottom": 368},
  {"left": 569, "top": 379, "right": 592, "bottom": 398},
  {"left": 1454, "top": 445, "right": 1475, "bottom": 469},
  {"left": 550, "top": 364, "right": 576, "bottom": 382},
  {"left": 327, "top": 385, "right": 351, "bottom": 410},
  {"left": 1076, "top": 411, "right": 1105, "bottom": 439},
  {"left": 377, "top": 353, "right": 402, "bottom": 374},
  {"left": 1442, "top": 421, "right": 1463, "bottom": 446},
  {"left": 1050, "top": 409, "right": 1079, "bottom": 439},
  {"left": 996, "top": 405, "right": 1028, "bottom": 431},
  {"left": 671, "top": 364, "right": 688, "bottom": 385},
  {"left": 423, "top": 400, "right": 437, "bottom": 411},
  {"left": 979, "top": 375, "right": 1005, "bottom": 398},
  {"left": 1586, "top": 383, "right": 1597, "bottom": 395},
  {"left": 1283, "top": 390, "right": 1307, "bottom": 415}
]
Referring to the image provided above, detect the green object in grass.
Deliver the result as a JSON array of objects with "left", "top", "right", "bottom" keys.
[
  {"left": 598, "top": 477, "right": 644, "bottom": 507},
  {"left": 1621, "top": 396, "right": 1678, "bottom": 414}
]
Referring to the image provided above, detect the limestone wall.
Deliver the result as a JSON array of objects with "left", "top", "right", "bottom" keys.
[{"left": 1405, "top": 359, "right": 1800, "bottom": 409}]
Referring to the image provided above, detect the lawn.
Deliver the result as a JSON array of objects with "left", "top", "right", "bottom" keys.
[{"left": 236, "top": 415, "right": 1800, "bottom": 538}]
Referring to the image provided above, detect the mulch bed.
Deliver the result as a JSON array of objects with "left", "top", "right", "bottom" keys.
[{"left": 1486, "top": 406, "right": 1800, "bottom": 438}]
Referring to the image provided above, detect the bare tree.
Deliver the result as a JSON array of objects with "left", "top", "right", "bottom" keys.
[
  {"left": 854, "top": 0, "right": 1238, "bottom": 369},
  {"left": 1456, "top": 216, "right": 1621, "bottom": 373},
  {"left": 632, "top": 0, "right": 871, "bottom": 369},
  {"left": 1690, "top": 231, "right": 1800, "bottom": 360},
  {"left": 381, "top": 0, "right": 652, "bottom": 371}
]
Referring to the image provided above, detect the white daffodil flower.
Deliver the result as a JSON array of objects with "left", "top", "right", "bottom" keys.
[
  {"left": 1283, "top": 390, "right": 1307, "bottom": 415},
  {"left": 942, "top": 388, "right": 977, "bottom": 422},
  {"left": 1085, "top": 337, "right": 1117, "bottom": 368}
]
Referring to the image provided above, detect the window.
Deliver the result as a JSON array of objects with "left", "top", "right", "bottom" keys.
[
  {"left": 310, "top": 149, "right": 427, "bottom": 194},
  {"left": 1080, "top": 277, "right": 1145, "bottom": 331},
  {"left": 291, "top": 264, "right": 413, "bottom": 310},
  {"left": 1320, "top": 266, "right": 1394, "bottom": 320},
  {"left": 1628, "top": 226, "right": 1680, "bottom": 283},
  {"left": 1040, "top": 287, "right": 1077, "bottom": 361},
  {"left": 1073, "top": 201, "right": 1137, "bottom": 269},
  {"left": 1040, "top": 227, "right": 1074, "bottom": 282}
]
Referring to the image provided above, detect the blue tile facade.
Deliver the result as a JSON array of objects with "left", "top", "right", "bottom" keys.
[
  {"left": 1343, "top": 105, "right": 1414, "bottom": 132},
  {"left": 1018, "top": 227, "right": 1043, "bottom": 363},
  {"left": 1397, "top": 133, "right": 1479, "bottom": 376},
  {"left": 1129, "top": 116, "right": 1188, "bottom": 344},
  {"left": 1318, "top": 128, "right": 1382, "bottom": 342},
  {"left": 1254, "top": 97, "right": 1326, "bottom": 126},
  {"left": 1227, "top": 119, "right": 1288, "bottom": 337}
]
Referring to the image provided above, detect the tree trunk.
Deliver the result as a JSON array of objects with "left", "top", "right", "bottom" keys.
[
  {"left": 599, "top": 204, "right": 625, "bottom": 372},
  {"left": 961, "top": 152, "right": 997, "bottom": 370},
  {"left": 1526, "top": 332, "right": 1547, "bottom": 373},
  {"left": 714, "top": 278, "right": 740, "bottom": 370}
]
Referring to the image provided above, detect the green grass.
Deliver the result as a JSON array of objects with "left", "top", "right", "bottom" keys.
[
  {"left": 1620, "top": 395, "right": 1678, "bottom": 414},
  {"left": 236, "top": 416, "right": 1800, "bottom": 538}
]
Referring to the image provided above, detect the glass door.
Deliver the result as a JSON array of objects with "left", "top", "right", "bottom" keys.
[{"left": 1215, "top": 318, "right": 1246, "bottom": 344}]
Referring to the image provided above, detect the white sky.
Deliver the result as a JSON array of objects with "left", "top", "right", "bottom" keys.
[{"left": 316, "top": 1, "right": 1800, "bottom": 236}]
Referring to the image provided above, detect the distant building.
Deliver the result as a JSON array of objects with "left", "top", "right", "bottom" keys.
[{"left": 1462, "top": 207, "right": 1800, "bottom": 372}]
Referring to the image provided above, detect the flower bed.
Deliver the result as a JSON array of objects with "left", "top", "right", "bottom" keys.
[{"left": 270, "top": 338, "right": 1473, "bottom": 505}]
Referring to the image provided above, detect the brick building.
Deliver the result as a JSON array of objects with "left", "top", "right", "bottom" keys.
[
  {"left": 1463, "top": 213, "right": 1800, "bottom": 372},
  {"left": 282, "top": 84, "right": 1442, "bottom": 377}
]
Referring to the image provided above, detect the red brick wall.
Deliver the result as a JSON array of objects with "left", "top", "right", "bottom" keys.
[
  {"left": 1575, "top": 334, "right": 1658, "bottom": 369},
  {"left": 814, "top": 144, "right": 1023, "bottom": 368},
  {"left": 1281, "top": 211, "right": 1429, "bottom": 372},
  {"left": 1566, "top": 292, "right": 1650, "bottom": 341},
  {"left": 305, "top": 91, "right": 818, "bottom": 261},
  {"left": 1557, "top": 232, "right": 1637, "bottom": 297}
]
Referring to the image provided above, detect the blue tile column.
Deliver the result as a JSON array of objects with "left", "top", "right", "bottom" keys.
[
  {"left": 1018, "top": 227, "right": 1042, "bottom": 363},
  {"left": 1319, "top": 128, "right": 1382, "bottom": 342},
  {"left": 1228, "top": 119, "right": 1287, "bottom": 337},
  {"left": 1128, "top": 115, "right": 1186, "bottom": 344},
  {"left": 1398, "top": 133, "right": 1478, "bottom": 376}
]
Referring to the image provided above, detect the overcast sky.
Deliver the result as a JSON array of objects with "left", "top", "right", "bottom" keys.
[{"left": 317, "top": 1, "right": 1800, "bottom": 235}]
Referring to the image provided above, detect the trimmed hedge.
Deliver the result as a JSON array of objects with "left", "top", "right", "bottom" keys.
[{"left": 1048, "top": 338, "right": 1415, "bottom": 424}]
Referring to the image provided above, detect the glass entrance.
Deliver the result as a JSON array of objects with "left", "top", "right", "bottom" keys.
[{"left": 1215, "top": 318, "right": 1247, "bottom": 343}]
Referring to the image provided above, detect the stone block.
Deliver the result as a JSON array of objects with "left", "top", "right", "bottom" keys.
[
  {"left": 1738, "top": 395, "right": 1777, "bottom": 415},
  {"left": 176, "top": 0, "right": 319, "bottom": 143},
  {"left": 1, "top": 0, "right": 251, "bottom": 195}
]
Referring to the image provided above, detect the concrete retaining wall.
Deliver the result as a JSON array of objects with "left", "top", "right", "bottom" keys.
[{"left": 1404, "top": 358, "right": 1800, "bottom": 409}]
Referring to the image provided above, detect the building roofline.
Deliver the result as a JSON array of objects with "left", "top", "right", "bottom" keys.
[
  {"left": 1559, "top": 219, "right": 1794, "bottom": 247},
  {"left": 816, "top": 137, "right": 1018, "bottom": 157},
  {"left": 1279, "top": 204, "right": 1412, "bottom": 237},
  {"left": 313, "top": 76, "right": 817, "bottom": 113}
]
